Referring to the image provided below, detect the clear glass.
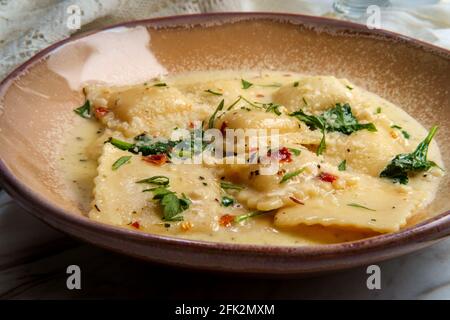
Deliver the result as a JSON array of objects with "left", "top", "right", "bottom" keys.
[{"left": 333, "top": 0, "right": 391, "bottom": 19}]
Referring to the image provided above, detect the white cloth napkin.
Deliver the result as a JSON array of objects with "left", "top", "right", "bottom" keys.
[{"left": 0, "top": 0, "right": 449, "bottom": 81}]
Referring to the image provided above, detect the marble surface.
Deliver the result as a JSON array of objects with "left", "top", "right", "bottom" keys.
[{"left": 1, "top": 191, "right": 449, "bottom": 299}]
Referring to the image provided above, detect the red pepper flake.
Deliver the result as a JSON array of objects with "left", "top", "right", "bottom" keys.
[
  {"left": 289, "top": 196, "right": 304, "bottom": 205},
  {"left": 130, "top": 221, "right": 140, "bottom": 229},
  {"left": 268, "top": 147, "right": 292, "bottom": 163},
  {"left": 219, "top": 214, "right": 235, "bottom": 227},
  {"left": 319, "top": 172, "right": 337, "bottom": 183},
  {"left": 94, "top": 107, "right": 109, "bottom": 118},
  {"left": 143, "top": 153, "right": 168, "bottom": 165},
  {"left": 220, "top": 121, "right": 228, "bottom": 135},
  {"left": 256, "top": 94, "right": 264, "bottom": 98},
  {"left": 188, "top": 121, "right": 194, "bottom": 129}
]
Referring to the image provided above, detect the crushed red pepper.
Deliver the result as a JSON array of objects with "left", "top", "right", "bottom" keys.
[
  {"left": 319, "top": 172, "right": 337, "bottom": 183},
  {"left": 220, "top": 121, "right": 228, "bottom": 135},
  {"left": 143, "top": 154, "right": 168, "bottom": 165},
  {"left": 219, "top": 214, "right": 235, "bottom": 227},
  {"left": 130, "top": 221, "right": 140, "bottom": 229},
  {"left": 94, "top": 107, "right": 109, "bottom": 118}
]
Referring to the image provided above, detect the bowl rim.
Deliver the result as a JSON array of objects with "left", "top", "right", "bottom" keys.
[{"left": 1, "top": 11, "right": 449, "bottom": 257}]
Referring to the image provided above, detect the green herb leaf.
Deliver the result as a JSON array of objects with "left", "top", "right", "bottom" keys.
[
  {"left": 144, "top": 179, "right": 191, "bottom": 221},
  {"left": 221, "top": 196, "right": 235, "bottom": 207},
  {"left": 220, "top": 181, "right": 244, "bottom": 190},
  {"left": 380, "top": 126, "right": 439, "bottom": 184},
  {"left": 74, "top": 100, "right": 91, "bottom": 119},
  {"left": 264, "top": 103, "right": 282, "bottom": 116},
  {"left": 234, "top": 210, "right": 271, "bottom": 223},
  {"left": 390, "top": 125, "right": 410, "bottom": 139},
  {"left": 136, "top": 175, "right": 170, "bottom": 186},
  {"left": 347, "top": 203, "right": 376, "bottom": 211},
  {"left": 160, "top": 193, "right": 189, "bottom": 221},
  {"left": 288, "top": 148, "right": 301, "bottom": 156},
  {"left": 338, "top": 160, "right": 347, "bottom": 171},
  {"left": 346, "top": 85, "right": 353, "bottom": 90},
  {"left": 280, "top": 168, "right": 306, "bottom": 184},
  {"left": 241, "top": 79, "right": 253, "bottom": 89},
  {"left": 321, "top": 103, "right": 377, "bottom": 134},
  {"left": 204, "top": 89, "right": 223, "bottom": 96},
  {"left": 153, "top": 82, "right": 167, "bottom": 87},
  {"left": 289, "top": 103, "right": 376, "bottom": 155},
  {"left": 108, "top": 137, "right": 134, "bottom": 150},
  {"left": 290, "top": 103, "right": 377, "bottom": 135},
  {"left": 108, "top": 135, "right": 176, "bottom": 156},
  {"left": 376, "top": 107, "right": 382, "bottom": 114},
  {"left": 208, "top": 99, "right": 224, "bottom": 129},
  {"left": 317, "top": 128, "right": 326, "bottom": 156},
  {"left": 112, "top": 156, "right": 131, "bottom": 170},
  {"left": 293, "top": 81, "right": 299, "bottom": 87},
  {"left": 226, "top": 96, "right": 242, "bottom": 110}
]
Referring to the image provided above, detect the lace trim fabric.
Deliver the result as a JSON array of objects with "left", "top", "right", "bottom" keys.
[{"left": 0, "top": 0, "right": 449, "bottom": 80}]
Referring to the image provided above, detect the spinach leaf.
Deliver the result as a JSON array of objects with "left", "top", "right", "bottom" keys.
[
  {"left": 321, "top": 103, "right": 377, "bottom": 135},
  {"left": 74, "top": 100, "right": 91, "bottom": 119},
  {"left": 379, "top": 126, "right": 439, "bottom": 184},
  {"left": 289, "top": 103, "right": 376, "bottom": 155},
  {"left": 108, "top": 135, "right": 177, "bottom": 156}
]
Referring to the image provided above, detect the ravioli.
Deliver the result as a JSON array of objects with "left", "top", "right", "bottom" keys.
[
  {"left": 85, "top": 83, "right": 211, "bottom": 137},
  {"left": 72, "top": 71, "right": 444, "bottom": 245},
  {"left": 91, "top": 143, "right": 223, "bottom": 234}
]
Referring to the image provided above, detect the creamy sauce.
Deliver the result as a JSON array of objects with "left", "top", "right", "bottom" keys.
[{"left": 59, "top": 71, "right": 444, "bottom": 245}]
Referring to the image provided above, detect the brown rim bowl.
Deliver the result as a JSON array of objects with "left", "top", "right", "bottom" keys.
[{"left": 0, "top": 13, "right": 449, "bottom": 275}]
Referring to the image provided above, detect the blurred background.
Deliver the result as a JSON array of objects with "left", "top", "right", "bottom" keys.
[{"left": 1, "top": 0, "right": 450, "bottom": 79}]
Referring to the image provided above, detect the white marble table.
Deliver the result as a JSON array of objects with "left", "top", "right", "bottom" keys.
[{"left": 1, "top": 191, "right": 449, "bottom": 299}]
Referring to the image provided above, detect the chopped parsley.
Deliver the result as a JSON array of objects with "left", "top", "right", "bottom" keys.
[
  {"left": 221, "top": 196, "right": 235, "bottom": 207},
  {"left": 264, "top": 102, "right": 282, "bottom": 116},
  {"left": 347, "top": 203, "right": 376, "bottom": 211},
  {"left": 391, "top": 125, "right": 410, "bottom": 139},
  {"left": 338, "top": 160, "right": 347, "bottom": 171},
  {"left": 346, "top": 85, "right": 353, "bottom": 90},
  {"left": 376, "top": 107, "right": 382, "bottom": 114},
  {"left": 74, "top": 100, "right": 91, "bottom": 119},
  {"left": 293, "top": 81, "right": 299, "bottom": 87},
  {"left": 136, "top": 175, "right": 170, "bottom": 186},
  {"left": 288, "top": 148, "right": 301, "bottom": 156},
  {"left": 139, "top": 176, "right": 190, "bottom": 221},
  {"left": 234, "top": 210, "right": 268, "bottom": 223},
  {"left": 207, "top": 99, "right": 224, "bottom": 129},
  {"left": 280, "top": 168, "right": 306, "bottom": 184},
  {"left": 226, "top": 96, "right": 242, "bottom": 110},
  {"left": 241, "top": 79, "right": 253, "bottom": 89},
  {"left": 204, "top": 89, "right": 222, "bottom": 96},
  {"left": 257, "top": 83, "right": 282, "bottom": 88},
  {"left": 380, "top": 126, "right": 440, "bottom": 184},
  {"left": 112, "top": 155, "right": 131, "bottom": 170},
  {"left": 153, "top": 82, "right": 167, "bottom": 87},
  {"left": 401, "top": 131, "right": 411, "bottom": 139},
  {"left": 108, "top": 135, "right": 177, "bottom": 156},
  {"left": 220, "top": 181, "right": 244, "bottom": 190}
]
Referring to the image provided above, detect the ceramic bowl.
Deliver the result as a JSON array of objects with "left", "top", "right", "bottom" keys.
[{"left": 1, "top": 13, "right": 449, "bottom": 275}]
